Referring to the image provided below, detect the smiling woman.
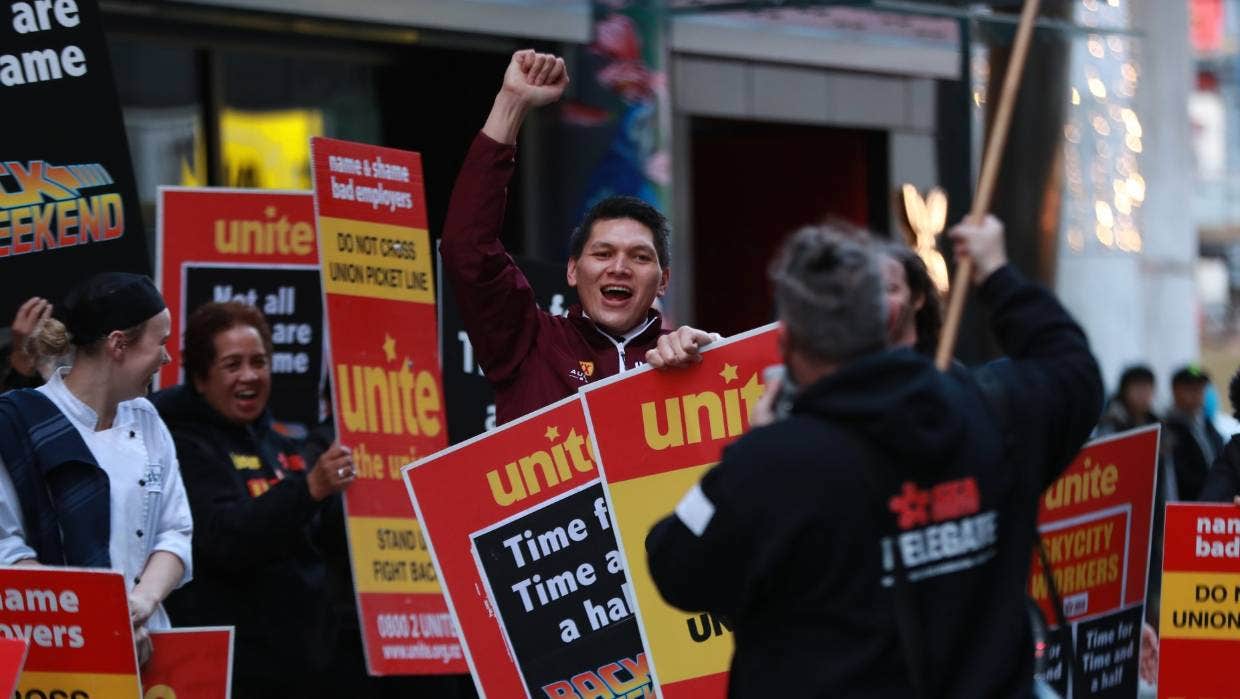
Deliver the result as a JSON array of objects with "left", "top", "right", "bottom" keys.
[
  {"left": 189, "top": 312, "right": 272, "bottom": 425},
  {"left": 0, "top": 272, "right": 192, "bottom": 668},
  {"left": 150, "top": 301, "right": 356, "bottom": 697}
]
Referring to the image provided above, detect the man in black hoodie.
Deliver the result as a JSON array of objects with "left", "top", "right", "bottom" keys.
[{"left": 646, "top": 216, "right": 1102, "bottom": 697}]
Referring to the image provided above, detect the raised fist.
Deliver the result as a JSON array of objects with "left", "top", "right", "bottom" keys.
[{"left": 501, "top": 49, "right": 569, "bottom": 108}]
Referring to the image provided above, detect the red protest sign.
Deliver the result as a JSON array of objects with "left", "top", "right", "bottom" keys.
[
  {"left": 0, "top": 567, "right": 139, "bottom": 697},
  {"left": 580, "top": 325, "right": 780, "bottom": 699},
  {"left": 312, "top": 137, "right": 463, "bottom": 675},
  {"left": 1028, "top": 426, "right": 1159, "bottom": 698},
  {"left": 405, "top": 395, "right": 651, "bottom": 698},
  {"left": 140, "top": 627, "right": 233, "bottom": 699},
  {"left": 1158, "top": 502, "right": 1240, "bottom": 699},
  {"left": 0, "top": 638, "right": 28, "bottom": 697},
  {"left": 156, "top": 187, "right": 324, "bottom": 428}
]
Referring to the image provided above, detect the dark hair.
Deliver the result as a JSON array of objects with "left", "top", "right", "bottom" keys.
[
  {"left": 569, "top": 196, "right": 671, "bottom": 269},
  {"left": 882, "top": 243, "right": 943, "bottom": 356},
  {"left": 769, "top": 225, "right": 886, "bottom": 364},
  {"left": 183, "top": 302, "right": 273, "bottom": 381},
  {"left": 1171, "top": 365, "right": 1209, "bottom": 388},
  {"left": 1117, "top": 365, "right": 1155, "bottom": 395}
]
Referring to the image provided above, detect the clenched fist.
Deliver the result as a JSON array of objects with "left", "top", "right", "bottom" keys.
[
  {"left": 502, "top": 49, "right": 569, "bottom": 108},
  {"left": 483, "top": 50, "right": 570, "bottom": 145}
]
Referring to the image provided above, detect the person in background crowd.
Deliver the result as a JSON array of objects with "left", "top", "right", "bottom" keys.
[
  {"left": 645, "top": 216, "right": 1102, "bottom": 697},
  {"left": 0, "top": 273, "right": 193, "bottom": 665},
  {"left": 1200, "top": 366, "right": 1240, "bottom": 503},
  {"left": 1096, "top": 364, "right": 1171, "bottom": 633},
  {"left": 1163, "top": 365, "right": 1224, "bottom": 501},
  {"left": 1, "top": 297, "right": 54, "bottom": 392},
  {"left": 1096, "top": 365, "right": 1159, "bottom": 436},
  {"left": 441, "top": 49, "right": 715, "bottom": 424},
  {"left": 151, "top": 302, "right": 354, "bottom": 699},
  {"left": 880, "top": 242, "right": 943, "bottom": 356}
]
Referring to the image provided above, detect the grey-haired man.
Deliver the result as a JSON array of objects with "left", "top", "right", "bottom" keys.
[{"left": 646, "top": 217, "right": 1102, "bottom": 698}]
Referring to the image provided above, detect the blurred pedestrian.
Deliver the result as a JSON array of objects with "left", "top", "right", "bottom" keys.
[
  {"left": 1201, "top": 366, "right": 1240, "bottom": 502},
  {"left": 1164, "top": 365, "right": 1223, "bottom": 501},
  {"left": 1096, "top": 365, "right": 1159, "bottom": 436},
  {"left": 879, "top": 243, "right": 943, "bottom": 357}
]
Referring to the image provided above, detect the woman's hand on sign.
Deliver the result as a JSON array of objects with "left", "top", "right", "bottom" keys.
[
  {"left": 134, "top": 625, "right": 153, "bottom": 667},
  {"left": 128, "top": 589, "right": 158, "bottom": 629},
  {"left": 308, "top": 441, "right": 355, "bottom": 502}
]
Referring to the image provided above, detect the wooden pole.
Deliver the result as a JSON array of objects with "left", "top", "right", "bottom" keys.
[{"left": 934, "top": 0, "right": 1042, "bottom": 370}]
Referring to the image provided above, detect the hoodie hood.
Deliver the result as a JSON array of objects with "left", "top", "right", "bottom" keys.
[{"left": 792, "top": 348, "right": 971, "bottom": 469}]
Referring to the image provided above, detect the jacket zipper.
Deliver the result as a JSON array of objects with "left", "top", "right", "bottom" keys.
[{"left": 591, "top": 315, "right": 658, "bottom": 375}]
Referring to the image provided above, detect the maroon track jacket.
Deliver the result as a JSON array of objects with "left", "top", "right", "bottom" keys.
[{"left": 441, "top": 132, "right": 668, "bottom": 425}]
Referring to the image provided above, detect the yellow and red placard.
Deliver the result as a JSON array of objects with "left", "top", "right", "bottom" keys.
[
  {"left": 140, "top": 627, "right": 234, "bottom": 699},
  {"left": 405, "top": 395, "right": 651, "bottom": 698},
  {"left": 1027, "top": 426, "right": 1159, "bottom": 698},
  {"left": 0, "top": 566, "right": 139, "bottom": 697},
  {"left": 155, "top": 187, "right": 324, "bottom": 428},
  {"left": 312, "top": 137, "right": 463, "bottom": 675},
  {"left": 580, "top": 325, "right": 780, "bottom": 698},
  {"left": 1158, "top": 502, "right": 1240, "bottom": 698}
]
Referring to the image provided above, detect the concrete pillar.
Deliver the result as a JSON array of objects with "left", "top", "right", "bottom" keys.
[{"left": 1056, "top": 0, "right": 1196, "bottom": 401}]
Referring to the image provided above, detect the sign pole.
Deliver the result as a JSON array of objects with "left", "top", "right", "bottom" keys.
[{"left": 935, "top": 0, "right": 1042, "bottom": 370}]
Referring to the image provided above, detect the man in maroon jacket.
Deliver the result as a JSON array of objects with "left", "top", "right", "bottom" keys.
[{"left": 442, "top": 50, "right": 716, "bottom": 425}]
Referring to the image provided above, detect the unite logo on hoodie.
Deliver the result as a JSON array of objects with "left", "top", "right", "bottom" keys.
[{"left": 880, "top": 477, "right": 1000, "bottom": 585}]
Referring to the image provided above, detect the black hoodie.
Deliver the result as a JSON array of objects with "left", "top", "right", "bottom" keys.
[
  {"left": 151, "top": 384, "right": 334, "bottom": 698},
  {"left": 646, "top": 265, "right": 1102, "bottom": 698}
]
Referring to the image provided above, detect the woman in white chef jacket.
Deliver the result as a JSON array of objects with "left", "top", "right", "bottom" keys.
[{"left": 0, "top": 272, "right": 192, "bottom": 663}]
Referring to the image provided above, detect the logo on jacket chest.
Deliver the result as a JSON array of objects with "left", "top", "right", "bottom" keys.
[
  {"left": 246, "top": 477, "right": 279, "bottom": 497},
  {"left": 231, "top": 453, "right": 261, "bottom": 471},
  {"left": 570, "top": 360, "right": 595, "bottom": 384}
]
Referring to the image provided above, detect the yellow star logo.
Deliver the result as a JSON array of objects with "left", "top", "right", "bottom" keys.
[
  {"left": 382, "top": 334, "right": 397, "bottom": 362},
  {"left": 719, "top": 363, "right": 739, "bottom": 383},
  {"left": 545, "top": 425, "right": 560, "bottom": 442}
]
